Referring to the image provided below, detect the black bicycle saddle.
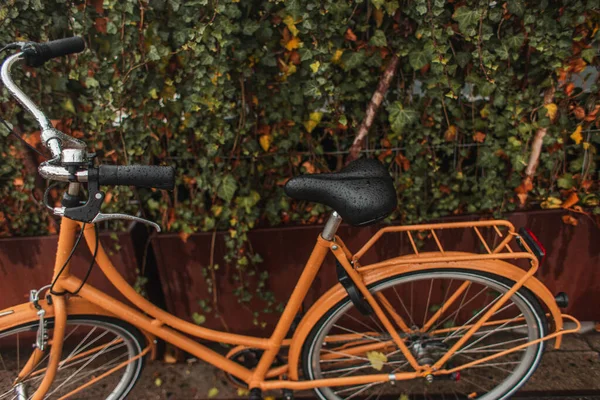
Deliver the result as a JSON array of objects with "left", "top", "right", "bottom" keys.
[{"left": 284, "top": 158, "right": 397, "bottom": 226}]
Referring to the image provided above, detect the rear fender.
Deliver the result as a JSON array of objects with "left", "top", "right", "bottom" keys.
[{"left": 287, "top": 256, "right": 563, "bottom": 380}]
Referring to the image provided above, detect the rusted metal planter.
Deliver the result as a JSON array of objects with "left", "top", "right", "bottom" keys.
[
  {"left": 152, "top": 210, "right": 600, "bottom": 335},
  {"left": 0, "top": 229, "right": 140, "bottom": 308}
]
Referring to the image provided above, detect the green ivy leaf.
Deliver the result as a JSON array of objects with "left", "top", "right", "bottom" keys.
[
  {"left": 218, "top": 175, "right": 238, "bottom": 202},
  {"left": 557, "top": 174, "right": 575, "bottom": 190},
  {"left": 342, "top": 50, "right": 367, "bottom": 70},
  {"left": 409, "top": 49, "right": 431, "bottom": 70},
  {"left": 369, "top": 30, "right": 388, "bottom": 47},
  {"left": 388, "top": 102, "right": 418, "bottom": 134},
  {"left": 452, "top": 6, "right": 480, "bottom": 34}
]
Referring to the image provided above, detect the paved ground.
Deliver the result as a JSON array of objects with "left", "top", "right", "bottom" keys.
[{"left": 128, "top": 332, "right": 600, "bottom": 399}]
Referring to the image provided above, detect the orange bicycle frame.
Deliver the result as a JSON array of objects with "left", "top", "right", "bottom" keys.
[{"left": 0, "top": 214, "right": 580, "bottom": 399}]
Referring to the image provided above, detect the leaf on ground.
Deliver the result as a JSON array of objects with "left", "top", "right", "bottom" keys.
[
  {"left": 208, "top": 387, "right": 219, "bottom": 398},
  {"left": 399, "top": 395, "right": 409, "bottom": 400},
  {"left": 237, "top": 388, "right": 250, "bottom": 397},
  {"left": 154, "top": 377, "right": 163, "bottom": 387},
  {"left": 366, "top": 351, "right": 388, "bottom": 371}
]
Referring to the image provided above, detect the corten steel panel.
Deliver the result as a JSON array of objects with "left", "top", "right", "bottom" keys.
[
  {"left": 0, "top": 232, "right": 139, "bottom": 309},
  {"left": 152, "top": 210, "right": 599, "bottom": 336}
]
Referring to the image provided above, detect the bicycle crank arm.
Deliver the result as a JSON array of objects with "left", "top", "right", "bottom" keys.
[{"left": 92, "top": 213, "right": 161, "bottom": 232}]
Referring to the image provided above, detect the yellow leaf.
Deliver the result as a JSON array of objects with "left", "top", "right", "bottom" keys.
[
  {"left": 374, "top": 8, "right": 384, "bottom": 28},
  {"left": 570, "top": 125, "right": 583, "bottom": 144},
  {"left": 399, "top": 395, "right": 409, "bottom": 400},
  {"left": 148, "top": 88, "right": 159, "bottom": 99},
  {"left": 208, "top": 387, "right": 219, "bottom": 398},
  {"left": 237, "top": 388, "right": 250, "bottom": 397},
  {"left": 283, "top": 15, "right": 299, "bottom": 37},
  {"left": 259, "top": 134, "right": 272, "bottom": 151},
  {"left": 444, "top": 125, "right": 458, "bottom": 141},
  {"left": 264, "top": 397, "right": 276, "bottom": 400},
  {"left": 285, "top": 36, "right": 302, "bottom": 51},
  {"left": 154, "top": 377, "right": 163, "bottom": 387},
  {"left": 540, "top": 196, "right": 563, "bottom": 209},
  {"left": 303, "top": 111, "right": 323, "bottom": 133},
  {"left": 544, "top": 103, "right": 558, "bottom": 120},
  {"left": 332, "top": 49, "right": 344, "bottom": 64},
  {"left": 583, "top": 142, "right": 590, "bottom": 150},
  {"left": 310, "top": 61, "right": 321, "bottom": 73},
  {"left": 366, "top": 351, "right": 387, "bottom": 371}
]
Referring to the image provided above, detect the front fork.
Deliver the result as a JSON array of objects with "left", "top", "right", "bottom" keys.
[{"left": 13, "top": 295, "right": 67, "bottom": 400}]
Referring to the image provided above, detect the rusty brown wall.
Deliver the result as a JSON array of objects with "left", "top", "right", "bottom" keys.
[
  {"left": 0, "top": 232, "right": 139, "bottom": 309},
  {"left": 152, "top": 210, "right": 600, "bottom": 336}
]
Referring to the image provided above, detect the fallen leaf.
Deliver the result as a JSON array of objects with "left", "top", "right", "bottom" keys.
[
  {"left": 562, "top": 215, "right": 578, "bottom": 226},
  {"left": 399, "top": 395, "right": 409, "bottom": 400},
  {"left": 366, "top": 351, "right": 387, "bottom": 371},
  {"left": 468, "top": 393, "right": 478, "bottom": 399},
  {"left": 259, "top": 134, "right": 272, "bottom": 151},
  {"left": 544, "top": 103, "right": 558, "bottom": 121},
  {"left": 570, "top": 125, "right": 583, "bottom": 144},
  {"left": 444, "top": 125, "right": 458, "bottom": 141},
  {"left": 237, "top": 388, "right": 250, "bottom": 397},
  {"left": 472, "top": 131, "right": 486, "bottom": 143},
  {"left": 561, "top": 192, "right": 579, "bottom": 209},
  {"left": 208, "top": 387, "right": 219, "bottom": 398},
  {"left": 154, "top": 377, "right": 163, "bottom": 387}
]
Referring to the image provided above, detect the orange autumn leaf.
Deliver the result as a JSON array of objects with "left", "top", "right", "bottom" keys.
[
  {"left": 284, "top": 36, "right": 302, "bottom": 51},
  {"left": 13, "top": 178, "right": 24, "bottom": 186},
  {"left": 302, "top": 161, "right": 316, "bottom": 173},
  {"left": 394, "top": 153, "right": 410, "bottom": 171},
  {"left": 472, "top": 131, "right": 486, "bottom": 143},
  {"left": 444, "top": 125, "right": 458, "bottom": 141},
  {"left": 562, "top": 214, "right": 578, "bottom": 226},
  {"left": 570, "top": 125, "right": 583, "bottom": 144},
  {"left": 345, "top": 28, "right": 357, "bottom": 42},
  {"left": 573, "top": 106, "right": 586, "bottom": 120},
  {"left": 561, "top": 192, "right": 579, "bottom": 209},
  {"left": 179, "top": 231, "right": 191, "bottom": 243},
  {"left": 565, "top": 82, "right": 575, "bottom": 96},
  {"left": 259, "top": 134, "right": 272, "bottom": 151}
]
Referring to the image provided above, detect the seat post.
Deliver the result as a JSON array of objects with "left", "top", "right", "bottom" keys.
[{"left": 321, "top": 211, "right": 343, "bottom": 241}]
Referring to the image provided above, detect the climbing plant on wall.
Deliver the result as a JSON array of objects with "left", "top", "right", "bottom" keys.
[{"left": 0, "top": 0, "right": 598, "bottom": 324}]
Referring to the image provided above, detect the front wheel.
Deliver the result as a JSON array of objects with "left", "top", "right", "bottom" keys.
[
  {"left": 301, "top": 269, "right": 548, "bottom": 400},
  {"left": 0, "top": 315, "right": 146, "bottom": 399}
]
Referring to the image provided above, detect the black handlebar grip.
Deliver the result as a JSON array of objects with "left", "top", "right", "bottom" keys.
[
  {"left": 23, "top": 37, "right": 86, "bottom": 67},
  {"left": 97, "top": 165, "right": 175, "bottom": 190}
]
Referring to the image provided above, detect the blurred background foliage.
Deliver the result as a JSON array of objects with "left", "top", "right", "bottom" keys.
[{"left": 0, "top": 0, "right": 598, "bottom": 312}]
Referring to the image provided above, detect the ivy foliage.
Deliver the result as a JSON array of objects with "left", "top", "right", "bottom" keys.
[{"left": 0, "top": 0, "right": 598, "bottom": 321}]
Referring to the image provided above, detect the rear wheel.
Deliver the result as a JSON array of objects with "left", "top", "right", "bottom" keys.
[
  {"left": 301, "top": 269, "right": 547, "bottom": 400},
  {"left": 0, "top": 315, "right": 146, "bottom": 399}
]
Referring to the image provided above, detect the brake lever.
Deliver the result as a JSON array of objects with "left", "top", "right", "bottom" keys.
[{"left": 92, "top": 213, "right": 161, "bottom": 232}]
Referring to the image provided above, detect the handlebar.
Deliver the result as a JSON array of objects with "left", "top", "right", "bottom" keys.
[
  {"left": 22, "top": 37, "right": 86, "bottom": 67},
  {"left": 1, "top": 37, "right": 175, "bottom": 231}
]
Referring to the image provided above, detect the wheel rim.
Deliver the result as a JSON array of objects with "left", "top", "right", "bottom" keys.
[
  {"left": 0, "top": 318, "right": 142, "bottom": 400},
  {"left": 305, "top": 271, "right": 545, "bottom": 400}
]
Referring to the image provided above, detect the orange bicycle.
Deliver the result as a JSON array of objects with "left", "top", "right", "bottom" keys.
[{"left": 0, "top": 37, "right": 580, "bottom": 400}]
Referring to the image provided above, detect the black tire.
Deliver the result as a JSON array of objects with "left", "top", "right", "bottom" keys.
[
  {"left": 301, "top": 269, "right": 548, "bottom": 400},
  {"left": 0, "top": 315, "right": 146, "bottom": 400}
]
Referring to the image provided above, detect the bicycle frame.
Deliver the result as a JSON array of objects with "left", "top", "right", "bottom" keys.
[{"left": 0, "top": 214, "right": 580, "bottom": 399}]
